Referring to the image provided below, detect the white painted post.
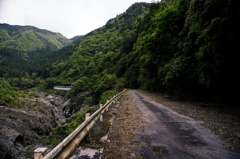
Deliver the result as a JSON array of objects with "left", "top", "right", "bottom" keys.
[
  {"left": 105, "top": 100, "right": 109, "bottom": 111},
  {"left": 100, "top": 104, "right": 103, "bottom": 122},
  {"left": 85, "top": 113, "right": 90, "bottom": 121},
  {"left": 34, "top": 147, "right": 47, "bottom": 159}
]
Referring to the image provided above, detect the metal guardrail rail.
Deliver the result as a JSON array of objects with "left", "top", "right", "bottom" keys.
[
  {"left": 53, "top": 85, "right": 72, "bottom": 91},
  {"left": 34, "top": 89, "right": 126, "bottom": 159}
]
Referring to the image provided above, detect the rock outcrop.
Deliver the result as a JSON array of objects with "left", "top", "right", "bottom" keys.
[
  {"left": 0, "top": 92, "right": 67, "bottom": 159},
  {"left": 63, "top": 92, "right": 93, "bottom": 118}
]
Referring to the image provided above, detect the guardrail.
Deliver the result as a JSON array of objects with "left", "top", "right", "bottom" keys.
[
  {"left": 53, "top": 85, "right": 72, "bottom": 91},
  {"left": 34, "top": 89, "right": 126, "bottom": 159}
]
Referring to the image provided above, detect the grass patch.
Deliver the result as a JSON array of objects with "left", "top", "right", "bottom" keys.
[{"left": 25, "top": 145, "right": 35, "bottom": 159}]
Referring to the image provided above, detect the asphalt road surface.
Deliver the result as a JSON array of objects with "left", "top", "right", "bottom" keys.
[{"left": 131, "top": 90, "right": 240, "bottom": 159}]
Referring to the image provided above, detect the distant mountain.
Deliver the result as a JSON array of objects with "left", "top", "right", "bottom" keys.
[
  {"left": 0, "top": 23, "right": 72, "bottom": 77},
  {"left": 70, "top": 35, "right": 83, "bottom": 41}
]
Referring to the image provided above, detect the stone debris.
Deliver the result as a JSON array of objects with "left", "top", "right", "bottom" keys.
[{"left": 70, "top": 147, "right": 104, "bottom": 159}]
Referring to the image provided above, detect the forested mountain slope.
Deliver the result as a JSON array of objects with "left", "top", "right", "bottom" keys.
[
  {"left": 45, "top": 2, "right": 151, "bottom": 104},
  {"left": 130, "top": 0, "right": 240, "bottom": 102},
  {"left": 46, "top": 0, "right": 239, "bottom": 104},
  {"left": 0, "top": 1, "right": 239, "bottom": 158},
  {"left": 0, "top": 23, "right": 72, "bottom": 77},
  {"left": 1, "top": 0, "right": 239, "bottom": 105}
]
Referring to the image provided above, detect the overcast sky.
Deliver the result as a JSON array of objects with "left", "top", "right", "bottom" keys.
[{"left": 0, "top": 0, "right": 153, "bottom": 38}]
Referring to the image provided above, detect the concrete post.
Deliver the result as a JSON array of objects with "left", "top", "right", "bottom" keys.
[
  {"left": 100, "top": 104, "right": 103, "bottom": 122},
  {"left": 106, "top": 105, "right": 109, "bottom": 112},
  {"left": 85, "top": 113, "right": 90, "bottom": 121},
  {"left": 100, "top": 114, "right": 103, "bottom": 122},
  {"left": 34, "top": 147, "right": 47, "bottom": 159}
]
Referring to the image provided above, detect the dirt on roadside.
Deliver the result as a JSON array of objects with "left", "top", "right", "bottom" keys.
[
  {"left": 102, "top": 89, "right": 240, "bottom": 158},
  {"left": 102, "top": 90, "right": 145, "bottom": 159}
]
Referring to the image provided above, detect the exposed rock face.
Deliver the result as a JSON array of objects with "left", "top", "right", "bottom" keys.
[
  {"left": 0, "top": 92, "right": 67, "bottom": 159},
  {"left": 63, "top": 92, "right": 92, "bottom": 118}
]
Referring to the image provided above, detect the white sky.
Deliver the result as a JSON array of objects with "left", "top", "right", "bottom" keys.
[{"left": 0, "top": 0, "right": 153, "bottom": 38}]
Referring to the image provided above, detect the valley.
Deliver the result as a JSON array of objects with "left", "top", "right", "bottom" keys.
[{"left": 0, "top": 0, "right": 239, "bottom": 158}]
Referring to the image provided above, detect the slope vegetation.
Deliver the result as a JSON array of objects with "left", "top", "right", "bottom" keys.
[
  {"left": 0, "top": 23, "right": 72, "bottom": 77},
  {"left": 46, "top": 2, "right": 151, "bottom": 105},
  {"left": 46, "top": 0, "right": 240, "bottom": 104}
]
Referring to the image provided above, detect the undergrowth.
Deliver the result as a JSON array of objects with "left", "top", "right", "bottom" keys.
[{"left": 41, "top": 106, "right": 98, "bottom": 149}]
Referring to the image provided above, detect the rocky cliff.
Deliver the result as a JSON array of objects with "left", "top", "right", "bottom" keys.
[{"left": 0, "top": 92, "right": 67, "bottom": 159}]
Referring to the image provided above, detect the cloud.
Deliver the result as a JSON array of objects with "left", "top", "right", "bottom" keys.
[{"left": 0, "top": 0, "right": 152, "bottom": 38}]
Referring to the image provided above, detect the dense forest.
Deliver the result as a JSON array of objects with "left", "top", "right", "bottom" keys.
[{"left": 1, "top": 0, "right": 240, "bottom": 106}]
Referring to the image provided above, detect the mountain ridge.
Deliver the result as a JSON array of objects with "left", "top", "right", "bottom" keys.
[{"left": 0, "top": 23, "right": 73, "bottom": 77}]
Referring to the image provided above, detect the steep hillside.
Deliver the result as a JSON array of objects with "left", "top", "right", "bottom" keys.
[
  {"left": 128, "top": 0, "right": 240, "bottom": 102},
  {"left": 46, "top": 0, "right": 240, "bottom": 104},
  {"left": 1, "top": 0, "right": 237, "bottom": 104},
  {"left": 0, "top": 23, "right": 72, "bottom": 77},
  {"left": 0, "top": 1, "right": 239, "bottom": 158},
  {"left": 45, "top": 2, "right": 151, "bottom": 105}
]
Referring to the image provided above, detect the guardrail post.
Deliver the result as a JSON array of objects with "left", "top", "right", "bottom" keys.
[
  {"left": 34, "top": 147, "right": 47, "bottom": 159},
  {"left": 85, "top": 113, "right": 90, "bottom": 121},
  {"left": 100, "top": 104, "right": 103, "bottom": 122},
  {"left": 106, "top": 100, "right": 109, "bottom": 111}
]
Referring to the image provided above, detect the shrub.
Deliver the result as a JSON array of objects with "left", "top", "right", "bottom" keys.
[{"left": 0, "top": 78, "right": 17, "bottom": 105}]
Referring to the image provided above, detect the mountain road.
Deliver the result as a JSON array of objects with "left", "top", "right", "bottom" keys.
[{"left": 102, "top": 89, "right": 240, "bottom": 159}]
